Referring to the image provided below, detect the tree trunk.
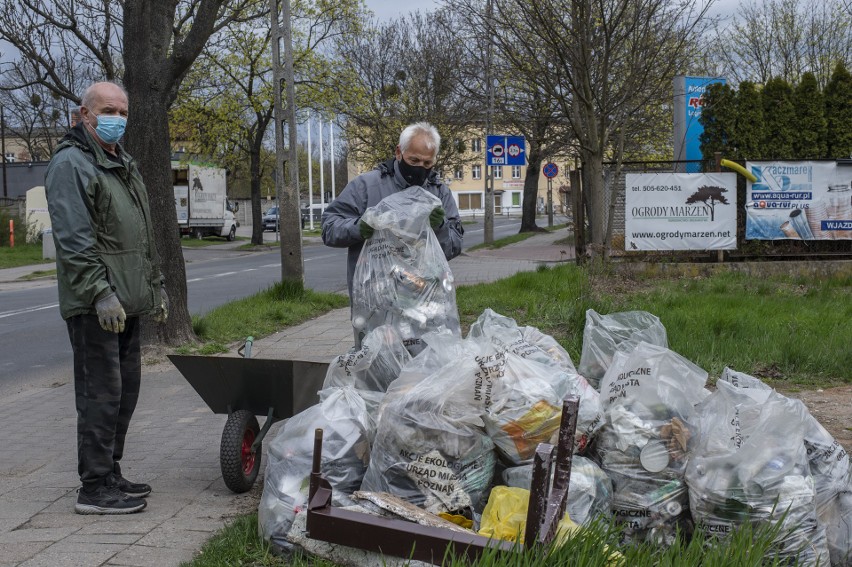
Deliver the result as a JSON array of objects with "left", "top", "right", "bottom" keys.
[
  {"left": 123, "top": 5, "right": 195, "bottom": 346},
  {"left": 250, "top": 141, "right": 264, "bottom": 245},
  {"left": 521, "top": 142, "right": 545, "bottom": 232}
]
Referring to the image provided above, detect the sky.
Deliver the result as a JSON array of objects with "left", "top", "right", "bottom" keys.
[
  {"left": 362, "top": 0, "right": 741, "bottom": 21},
  {"left": 363, "top": 0, "right": 440, "bottom": 20}
]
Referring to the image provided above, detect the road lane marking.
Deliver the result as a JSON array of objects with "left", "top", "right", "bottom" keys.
[{"left": 0, "top": 303, "right": 59, "bottom": 319}]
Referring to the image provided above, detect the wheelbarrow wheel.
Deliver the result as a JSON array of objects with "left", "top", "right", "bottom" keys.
[{"left": 220, "top": 410, "right": 261, "bottom": 493}]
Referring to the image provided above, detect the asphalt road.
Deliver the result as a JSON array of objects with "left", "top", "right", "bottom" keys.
[{"left": 0, "top": 216, "right": 524, "bottom": 396}]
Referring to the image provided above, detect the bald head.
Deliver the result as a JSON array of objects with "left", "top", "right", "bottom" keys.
[
  {"left": 79, "top": 81, "right": 129, "bottom": 151},
  {"left": 81, "top": 82, "right": 128, "bottom": 111}
]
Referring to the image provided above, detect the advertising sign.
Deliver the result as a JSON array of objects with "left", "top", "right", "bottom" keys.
[
  {"left": 625, "top": 172, "right": 737, "bottom": 250},
  {"left": 673, "top": 76, "right": 726, "bottom": 172},
  {"left": 745, "top": 161, "right": 852, "bottom": 240}
]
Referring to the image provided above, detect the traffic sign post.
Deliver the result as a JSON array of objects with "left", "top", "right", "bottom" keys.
[
  {"left": 486, "top": 135, "right": 526, "bottom": 166},
  {"left": 543, "top": 163, "right": 558, "bottom": 227}
]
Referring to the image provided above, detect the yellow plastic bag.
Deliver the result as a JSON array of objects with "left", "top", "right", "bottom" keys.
[{"left": 478, "top": 486, "right": 530, "bottom": 543}]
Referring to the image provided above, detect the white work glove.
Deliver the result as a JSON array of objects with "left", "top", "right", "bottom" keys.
[
  {"left": 95, "top": 292, "right": 126, "bottom": 333},
  {"left": 153, "top": 287, "right": 169, "bottom": 323}
]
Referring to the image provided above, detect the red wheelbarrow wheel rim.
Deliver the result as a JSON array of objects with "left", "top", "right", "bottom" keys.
[{"left": 241, "top": 429, "right": 256, "bottom": 475}]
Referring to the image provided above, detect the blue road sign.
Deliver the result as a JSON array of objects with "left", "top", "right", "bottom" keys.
[
  {"left": 543, "top": 162, "right": 559, "bottom": 179},
  {"left": 486, "top": 135, "right": 526, "bottom": 166}
]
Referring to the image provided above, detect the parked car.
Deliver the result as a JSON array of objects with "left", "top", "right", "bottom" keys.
[
  {"left": 263, "top": 206, "right": 280, "bottom": 232},
  {"left": 263, "top": 206, "right": 311, "bottom": 232}
]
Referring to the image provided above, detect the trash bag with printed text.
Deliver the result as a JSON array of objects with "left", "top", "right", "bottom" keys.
[
  {"left": 686, "top": 378, "right": 830, "bottom": 566},
  {"left": 322, "top": 325, "right": 411, "bottom": 393},
  {"left": 578, "top": 310, "right": 668, "bottom": 389},
  {"left": 594, "top": 342, "right": 708, "bottom": 546},
  {"left": 717, "top": 368, "right": 850, "bottom": 566},
  {"left": 466, "top": 309, "right": 604, "bottom": 461},
  {"left": 359, "top": 342, "right": 496, "bottom": 515}
]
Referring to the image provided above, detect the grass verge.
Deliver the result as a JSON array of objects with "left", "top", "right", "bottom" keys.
[
  {"left": 467, "top": 224, "right": 569, "bottom": 252},
  {"left": 0, "top": 243, "right": 54, "bottom": 269},
  {"left": 455, "top": 264, "right": 851, "bottom": 386},
  {"left": 19, "top": 268, "right": 57, "bottom": 280},
  {"left": 177, "top": 280, "right": 348, "bottom": 354},
  {"left": 180, "top": 236, "right": 249, "bottom": 248}
]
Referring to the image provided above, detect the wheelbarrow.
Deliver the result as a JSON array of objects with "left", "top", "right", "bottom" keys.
[{"left": 168, "top": 338, "right": 329, "bottom": 493}]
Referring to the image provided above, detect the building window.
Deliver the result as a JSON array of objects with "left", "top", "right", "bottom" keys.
[
  {"left": 472, "top": 164, "right": 481, "bottom": 180},
  {"left": 471, "top": 138, "right": 481, "bottom": 153},
  {"left": 512, "top": 165, "right": 521, "bottom": 179},
  {"left": 4, "top": 152, "right": 16, "bottom": 163},
  {"left": 458, "top": 192, "right": 483, "bottom": 210},
  {"left": 492, "top": 166, "right": 502, "bottom": 179},
  {"left": 454, "top": 167, "right": 463, "bottom": 180},
  {"left": 512, "top": 192, "right": 521, "bottom": 206}
]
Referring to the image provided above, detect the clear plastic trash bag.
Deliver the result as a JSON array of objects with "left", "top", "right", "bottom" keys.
[
  {"left": 503, "top": 455, "right": 613, "bottom": 526},
  {"left": 323, "top": 325, "right": 411, "bottom": 393},
  {"left": 258, "top": 387, "right": 375, "bottom": 549},
  {"left": 718, "top": 368, "right": 850, "bottom": 566},
  {"left": 578, "top": 310, "right": 668, "bottom": 389},
  {"left": 594, "top": 342, "right": 709, "bottom": 546},
  {"left": 686, "top": 379, "right": 830, "bottom": 566},
  {"left": 466, "top": 309, "right": 604, "bottom": 460},
  {"left": 351, "top": 187, "right": 460, "bottom": 356}
]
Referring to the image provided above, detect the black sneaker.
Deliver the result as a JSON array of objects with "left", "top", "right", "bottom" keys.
[
  {"left": 75, "top": 485, "right": 147, "bottom": 515},
  {"left": 108, "top": 473, "right": 152, "bottom": 498}
]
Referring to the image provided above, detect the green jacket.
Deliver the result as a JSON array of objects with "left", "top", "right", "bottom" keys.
[{"left": 45, "top": 124, "right": 163, "bottom": 320}]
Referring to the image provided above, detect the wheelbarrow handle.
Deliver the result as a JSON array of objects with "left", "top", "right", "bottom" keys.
[{"left": 237, "top": 336, "right": 254, "bottom": 359}]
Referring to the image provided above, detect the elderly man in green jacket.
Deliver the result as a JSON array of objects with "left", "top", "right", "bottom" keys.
[{"left": 46, "top": 81, "right": 167, "bottom": 515}]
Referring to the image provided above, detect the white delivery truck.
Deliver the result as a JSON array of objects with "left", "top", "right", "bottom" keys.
[{"left": 173, "top": 163, "right": 238, "bottom": 240}]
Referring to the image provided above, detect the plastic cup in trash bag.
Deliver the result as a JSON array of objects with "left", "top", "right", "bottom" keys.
[{"left": 639, "top": 441, "right": 670, "bottom": 473}]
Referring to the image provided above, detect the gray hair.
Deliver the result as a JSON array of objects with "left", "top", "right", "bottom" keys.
[
  {"left": 81, "top": 81, "right": 128, "bottom": 109},
  {"left": 399, "top": 122, "right": 441, "bottom": 154}
]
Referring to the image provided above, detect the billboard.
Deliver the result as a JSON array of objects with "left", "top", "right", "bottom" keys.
[
  {"left": 745, "top": 161, "right": 852, "bottom": 240},
  {"left": 625, "top": 172, "right": 737, "bottom": 250},
  {"left": 673, "top": 76, "right": 726, "bottom": 172}
]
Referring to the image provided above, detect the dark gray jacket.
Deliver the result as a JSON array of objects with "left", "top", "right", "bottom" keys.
[
  {"left": 45, "top": 124, "right": 163, "bottom": 320},
  {"left": 321, "top": 159, "right": 463, "bottom": 296}
]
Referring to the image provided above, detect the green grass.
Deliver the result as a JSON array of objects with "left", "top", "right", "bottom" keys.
[
  {"left": 467, "top": 224, "right": 569, "bottom": 252},
  {"left": 467, "top": 232, "right": 540, "bottom": 252},
  {"left": 183, "top": 510, "right": 793, "bottom": 567},
  {"left": 19, "top": 268, "right": 57, "bottom": 280},
  {"left": 184, "top": 280, "right": 348, "bottom": 353},
  {"left": 0, "top": 243, "right": 54, "bottom": 269},
  {"left": 180, "top": 236, "right": 249, "bottom": 248},
  {"left": 179, "top": 514, "right": 333, "bottom": 566},
  {"left": 455, "top": 265, "right": 851, "bottom": 386}
]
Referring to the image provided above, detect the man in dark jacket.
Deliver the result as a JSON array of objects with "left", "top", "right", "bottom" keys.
[
  {"left": 46, "top": 81, "right": 167, "bottom": 515},
  {"left": 321, "top": 121, "right": 464, "bottom": 298}
]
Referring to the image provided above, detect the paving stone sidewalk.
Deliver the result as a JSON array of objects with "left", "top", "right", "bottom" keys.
[{"left": 0, "top": 228, "right": 573, "bottom": 567}]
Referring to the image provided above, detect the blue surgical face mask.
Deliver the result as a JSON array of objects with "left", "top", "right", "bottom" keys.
[{"left": 94, "top": 115, "right": 127, "bottom": 144}]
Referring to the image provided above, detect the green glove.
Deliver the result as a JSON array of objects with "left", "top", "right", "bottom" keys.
[
  {"left": 429, "top": 207, "right": 445, "bottom": 229},
  {"left": 359, "top": 219, "right": 374, "bottom": 240},
  {"left": 153, "top": 287, "right": 169, "bottom": 323},
  {"left": 95, "top": 292, "right": 126, "bottom": 333}
]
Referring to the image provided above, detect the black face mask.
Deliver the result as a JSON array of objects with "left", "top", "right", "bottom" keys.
[{"left": 398, "top": 156, "right": 432, "bottom": 187}]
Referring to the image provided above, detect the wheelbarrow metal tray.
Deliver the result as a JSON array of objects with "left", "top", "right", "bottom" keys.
[{"left": 168, "top": 355, "right": 328, "bottom": 419}]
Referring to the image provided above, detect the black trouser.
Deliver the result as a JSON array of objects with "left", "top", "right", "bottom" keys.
[{"left": 66, "top": 314, "right": 141, "bottom": 491}]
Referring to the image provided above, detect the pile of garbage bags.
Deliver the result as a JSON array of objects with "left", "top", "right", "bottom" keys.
[{"left": 258, "top": 305, "right": 851, "bottom": 566}]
